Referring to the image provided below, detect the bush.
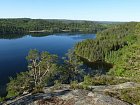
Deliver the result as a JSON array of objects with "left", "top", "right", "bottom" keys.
[
  {"left": 70, "top": 80, "right": 79, "bottom": 89},
  {"left": 6, "top": 72, "right": 32, "bottom": 98},
  {"left": 119, "top": 87, "right": 140, "bottom": 104},
  {"left": 0, "top": 97, "right": 5, "bottom": 103},
  {"left": 83, "top": 75, "right": 93, "bottom": 86},
  {"left": 82, "top": 75, "right": 129, "bottom": 86},
  {"left": 80, "top": 75, "right": 93, "bottom": 90},
  {"left": 93, "top": 75, "right": 129, "bottom": 85},
  {"left": 53, "top": 80, "right": 62, "bottom": 90},
  {"left": 32, "top": 85, "right": 44, "bottom": 94},
  {"left": 104, "top": 87, "right": 140, "bottom": 105}
]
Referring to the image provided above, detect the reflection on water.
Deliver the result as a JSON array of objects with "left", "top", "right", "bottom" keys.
[
  {"left": 0, "top": 34, "right": 25, "bottom": 39},
  {"left": 0, "top": 33, "right": 96, "bottom": 39},
  {"left": 80, "top": 57, "right": 113, "bottom": 75},
  {"left": 0, "top": 33, "right": 96, "bottom": 86}
]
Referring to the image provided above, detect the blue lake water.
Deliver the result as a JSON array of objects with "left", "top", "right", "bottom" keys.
[{"left": 0, "top": 33, "right": 95, "bottom": 85}]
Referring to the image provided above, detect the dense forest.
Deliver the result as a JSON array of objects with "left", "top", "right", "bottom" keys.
[
  {"left": 74, "top": 22, "right": 140, "bottom": 77},
  {"left": 0, "top": 18, "right": 108, "bottom": 34}
]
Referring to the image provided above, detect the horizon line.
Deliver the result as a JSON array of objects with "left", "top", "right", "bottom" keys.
[{"left": 0, "top": 17, "right": 138, "bottom": 22}]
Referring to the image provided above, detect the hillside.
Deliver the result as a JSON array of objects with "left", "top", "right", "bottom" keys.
[
  {"left": 0, "top": 18, "right": 111, "bottom": 35},
  {"left": 74, "top": 22, "right": 140, "bottom": 78}
]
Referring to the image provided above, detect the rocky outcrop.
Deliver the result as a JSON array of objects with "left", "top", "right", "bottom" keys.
[
  {"left": 3, "top": 82, "right": 140, "bottom": 105},
  {"left": 4, "top": 90, "right": 130, "bottom": 105},
  {"left": 87, "top": 92, "right": 130, "bottom": 105},
  {"left": 88, "top": 82, "right": 140, "bottom": 92},
  {"left": 3, "top": 90, "right": 131, "bottom": 105}
]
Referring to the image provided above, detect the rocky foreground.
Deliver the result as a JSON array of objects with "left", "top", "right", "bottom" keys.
[{"left": 2, "top": 82, "right": 140, "bottom": 105}]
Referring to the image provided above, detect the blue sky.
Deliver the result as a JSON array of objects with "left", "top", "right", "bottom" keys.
[{"left": 0, "top": 0, "right": 140, "bottom": 21}]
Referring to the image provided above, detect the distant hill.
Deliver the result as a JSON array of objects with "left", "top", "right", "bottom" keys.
[{"left": 0, "top": 18, "right": 117, "bottom": 35}]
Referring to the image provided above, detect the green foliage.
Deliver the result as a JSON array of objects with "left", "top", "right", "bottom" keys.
[
  {"left": 32, "top": 85, "right": 44, "bottom": 94},
  {"left": 69, "top": 75, "right": 129, "bottom": 90},
  {"left": 83, "top": 75, "right": 93, "bottom": 86},
  {"left": 82, "top": 75, "right": 129, "bottom": 86},
  {"left": 74, "top": 22, "right": 138, "bottom": 62},
  {"left": 0, "top": 18, "right": 107, "bottom": 35},
  {"left": 105, "top": 88, "right": 140, "bottom": 105},
  {"left": 62, "top": 49, "right": 84, "bottom": 83},
  {"left": 26, "top": 49, "right": 58, "bottom": 87},
  {"left": 53, "top": 80, "right": 62, "bottom": 90},
  {"left": 0, "top": 97, "right": 5, "bottom": 103},
  {"left": 6, "top": 72, "right": 32, "bottom": 98},
  {"left": 108, "top": 35, "right": 140, "bottom": 78},
  {"left": 70, "top": 80, "right": 78, "bottom": 89},
  {"left": 80, "top": 75, "right": 93, "bottom": 90},
  {"left": 74, "top": 22, "right": 140, "bottom": 80},
  {"left": 7, "top": 49, "right": 58, "bottom": 98}
]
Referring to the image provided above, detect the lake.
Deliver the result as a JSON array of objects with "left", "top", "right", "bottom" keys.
[{"left": 0, "top": 33, "right": 96, "bottom": 85}]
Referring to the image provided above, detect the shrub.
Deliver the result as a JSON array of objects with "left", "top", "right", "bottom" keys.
[
  {"left": 53, "top": 80, "right": 62, "bottom": 90},
  {"left": 104, "top": 87, "right": 140, "bottom": 105},
  {"left": 0, "top": 97, "right": 5, "bottom": 103},
  {"left": 83, "top": 75, "right": 129, "bottom": 86},
  {"left": 83, "top": 75, "right": 93, "bottom": 86},
  {"left": 119, "top": 87, "right": 140, "bottom": 104},
  {"left": 70, "top": 80, "right": 78, "bottom": 89}
]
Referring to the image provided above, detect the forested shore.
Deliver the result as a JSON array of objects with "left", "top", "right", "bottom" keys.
[
  {"left": 0, "top": 18, "right": 109, "bottom": 35},
  {"left": 74, "top": 22, "right": 140, "bottom": 77}
]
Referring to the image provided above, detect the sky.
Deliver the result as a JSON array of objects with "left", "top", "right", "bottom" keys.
[{"left": 0, "top": 0, "right": 140, "bottom": 21}]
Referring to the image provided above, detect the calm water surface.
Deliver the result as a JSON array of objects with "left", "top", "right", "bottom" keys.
[{"left": 0, "top": 33, "right": 95, "bottom": 85}]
